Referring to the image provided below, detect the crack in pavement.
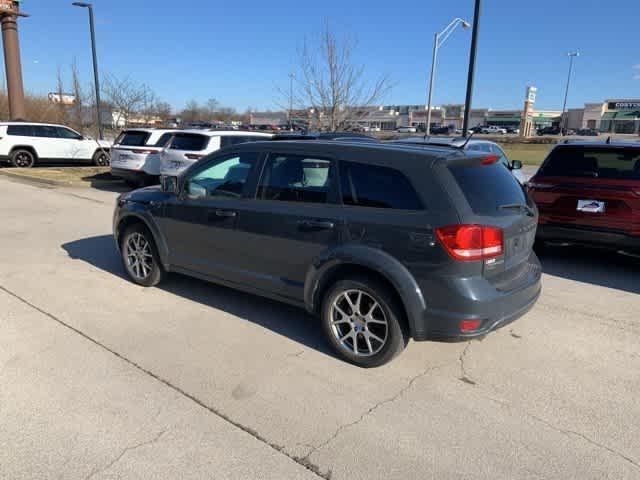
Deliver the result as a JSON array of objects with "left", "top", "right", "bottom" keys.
[
  {"left": 482, "top": 393, "right": 640, "bottom": 471},
  {"left": 300, "top": 362, "right": 450, "bottom": 465},
  {"left": 458, "top": 341, "right": 477, "bottom": 385},
  {"left": 0, "top": 285, "right": 329, "bottom": 480},
  {"left": 84, "top": 428, "right": 169, "bottom": 480}
]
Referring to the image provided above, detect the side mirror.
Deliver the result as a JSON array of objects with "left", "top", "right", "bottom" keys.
[
  {"left": 161, "top": 175, "right": 180, "bottom": 194},
  {"left": 511, "top": 160, "right": 523, "bottom": 170}
]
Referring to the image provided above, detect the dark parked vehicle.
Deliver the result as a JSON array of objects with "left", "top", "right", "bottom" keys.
[
  {"left": 430, "top": 125, "right": 456, "bottom": 135},
  {"left": 528, "top": 141, "right": 640, "bottom": 255},
  {"left": 114, "top": 140, "right": 541, "bottom": 367},
  {"left": 576, "top": 128, "right": 600, "bottom": 136}
]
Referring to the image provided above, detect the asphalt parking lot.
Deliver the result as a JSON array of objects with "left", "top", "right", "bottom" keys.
[{"left": 1, "top": 174, "right": 639, "bottom": 479}]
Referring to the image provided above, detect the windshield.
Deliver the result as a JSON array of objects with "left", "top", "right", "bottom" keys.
[{"left": 115, "top": 131, "right": 151, "bottom": 146}]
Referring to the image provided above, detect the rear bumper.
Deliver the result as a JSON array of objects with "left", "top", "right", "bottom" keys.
[
  {"left": 537, "top": 223, "right": 640, "bottom": 252},
  {"left": 413, "top": 255, "right": 542, "bottom": 341},
  {"left": 111, "top": 168, "right": 155, "bottom": 183}
]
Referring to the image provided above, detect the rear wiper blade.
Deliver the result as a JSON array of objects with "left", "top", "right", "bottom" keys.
[{"left": 499, "top": 203, "right": 535, "bottom": 216}]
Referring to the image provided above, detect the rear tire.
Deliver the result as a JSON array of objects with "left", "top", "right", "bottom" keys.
[
  {"left": 11, "top": 149, "right": 35, "bottom": 168},
  {"left": 321, "top": 276, "right": 409, "bottom": 367},
  {"left": 120, "top": 224, "right": 165, "bottom": 287},
  {"left": 93, "top": 150, "right": 110, "bottom": 166}
]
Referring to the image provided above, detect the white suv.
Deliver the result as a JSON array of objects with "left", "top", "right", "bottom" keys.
[
  {"left": 0, "top": 122, "right": 111, "bottom": 168},
  {"left": 110, "top": 128, "right": 177, "bottom": 186},
  {"left": 160, "top": 130, "right": 272, "bottom": 176}
]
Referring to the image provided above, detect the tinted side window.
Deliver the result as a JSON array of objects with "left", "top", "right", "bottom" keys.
[
  {"left": 116, "top": 131, "right": 151, "bottom": 146},
  {"left": 340, "top": 161, "right": 423, "bottom": 210},
  {"left": 154, "top": 133, "right": 174, "bottom": 147},
  {"left": 55, "top": 127, "right": 81, "bottom": 139},
  {"left": 449, "top": 163, "right": 527, "bottom": 215},
  {"left": 170, "top": 134, "right": 209, "bottom": 151},
  {"left": 185, "top": 152, "right": 259, "bottom": 199},
  {"left": 258, "top": 154, "right": 334, "bottom": 204},
  {"left": 220, "top": 136, "right": 262, "bottom": 149},
  {"left": 33, "top": 126, "right": 60, "bottom": 138},
  {"left": 539, "top": 146, "right": 640, "bottom": 180},
  {"left": 7, "top": 125, "right": 34, "bottom": 136}
]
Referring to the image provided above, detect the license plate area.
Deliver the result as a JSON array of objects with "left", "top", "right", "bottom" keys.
[{"left": 577, "top": 199, "right": 605, "bottom": 213}]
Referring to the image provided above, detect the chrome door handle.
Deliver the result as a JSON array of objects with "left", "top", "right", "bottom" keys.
[{"left": 215, "top": 209, "right": 237, "bottom": 218}]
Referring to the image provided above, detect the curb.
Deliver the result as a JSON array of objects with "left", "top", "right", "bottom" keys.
[{"left": 0, "top": 169, "right": 123, "bottom": 189}]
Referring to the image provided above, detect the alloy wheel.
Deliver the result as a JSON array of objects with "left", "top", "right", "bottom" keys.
[
  {"left": 95, "top": 152, "right": 110, "bottom": 166},
  {"left": 14, "top": 152, "right": 33, "bottom": 168},
  {"left": 124, "top": 233, "right": 154, "bottom": 281},
  {"left": 330, "top": 289, "right": 389, "bottom": 356}
]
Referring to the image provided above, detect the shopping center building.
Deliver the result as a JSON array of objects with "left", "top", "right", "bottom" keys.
[{"left": 564, "top": 99, "right": 640, "bottom": 134}]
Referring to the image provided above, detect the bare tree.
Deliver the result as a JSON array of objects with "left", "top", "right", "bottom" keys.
[
  {"left": 70, "top": 60, "right": 85, "bottom": 131},
  {"left": 295, "top": 22, "right": 391, "bottom": 131},
  {"left": 102, "top": 74, "right": 154, "bottom": 127},
  {"left": 181, "top": 99, "right": 202, "bottom": 123}
]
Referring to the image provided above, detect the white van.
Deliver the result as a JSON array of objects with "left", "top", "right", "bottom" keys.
[
  {"left": 110, "top": 129, "right": 177, "bottom": 186},
  {"left": 160, "top": 130, "right": 272, "bottom": 177}
]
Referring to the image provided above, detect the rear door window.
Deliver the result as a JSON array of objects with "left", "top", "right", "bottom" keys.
[
  {"left": 115, "top": 131, "right": 151, "bottom": 146},
  {"left": 257, "top": 154, "right": 334, "bottom": 204},
  {"left": 170, "top": 133, "right": 209, "bottom": 151},
  {"left": 33, "top": 126, "right": 60, "bottom": 138},
  {"left": 449, "top": 162, "right": 527, "bottom": 215},
  {"left": 340, "top": 161, "right": 423, "bottom": 210},
  {"left": 539, "top": 146, "right": 640, "bottom": 179}
]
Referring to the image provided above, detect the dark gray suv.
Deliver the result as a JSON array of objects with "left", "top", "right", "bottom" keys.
[{"left": 113, "top": 140, "right": 541, "bottom": 367}]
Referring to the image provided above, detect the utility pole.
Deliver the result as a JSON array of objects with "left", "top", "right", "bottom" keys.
[
  {"left": 1, "top": 0, "right": 28, "bottom": 120},
  {"left": 73, "top": 2, "right": 104, "bottom": 140},
  {"left": 560, "top": 51, "right": 579, "bottom": 136},
  {"left": 462, "top": 0, "right": 482, "bottom": 136}
]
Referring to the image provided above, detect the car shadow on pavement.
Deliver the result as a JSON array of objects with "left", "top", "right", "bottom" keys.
[
  {"left": 62, "top": 235, "right": 334, "bottom": 357},
  {"left": 537, "top": 246, "right": 640, "bottom": 295}
]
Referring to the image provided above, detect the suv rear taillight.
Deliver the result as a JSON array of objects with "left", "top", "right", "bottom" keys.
[{"left": 435, "top": 225, "right": 503, "bottom": 261}]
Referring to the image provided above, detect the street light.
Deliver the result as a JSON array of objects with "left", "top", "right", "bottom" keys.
[
  {"left": 72, "top": 2, "right": 103, "bottom": 140},
  {"left": 288, "top": 72, "right": 295, "bottom": 131},
  {"left": 425, "top": 17, "right": 470, "bottom": 135},
  {"left": 560, "top": 51, "right": 580, "bottom": 136}
]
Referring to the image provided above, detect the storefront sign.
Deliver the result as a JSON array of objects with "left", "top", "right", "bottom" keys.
[
  {"left": 608, "top": 101, "right": 640, "bottom": 110},
  {"left": 526, "top": 86, "right": 537, "bottom": 104}
]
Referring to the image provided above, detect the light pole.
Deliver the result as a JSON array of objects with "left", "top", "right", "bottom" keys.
[
  {"left": 425, "top": 17, "right": 470, "bottom": 135},
  {"left": 72, "top": 2, "right": 103, "bottom": 140},
  {"left": 560, "top": 51, "right": 579, "bottom": 136},
  {"left": 288, "top": 72, "right": 295, "bottom": 130},
  {"left": 462, "top": 0, "right": 482, "bottom": 136}
]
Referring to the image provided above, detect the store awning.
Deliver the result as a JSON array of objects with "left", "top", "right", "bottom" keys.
[
  {"left": 601, "top": 112, "right": 617, "bottom": 120},
  {"left": 486, "top": 115, "right": 520, "bottom": 122},
  {"left": 614, "top": 111, "right": 640, "bottom": 119}
]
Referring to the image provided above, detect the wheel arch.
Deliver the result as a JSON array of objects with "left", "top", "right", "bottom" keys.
[
  {"left": 115, "top": 212, "right": 169, "bottom": 268},
  {"left": 10, "top": 145, "right": 39, "bottom": 160},
  {"left": 305, "top": 244, "right": 427, "bottom": 339}
]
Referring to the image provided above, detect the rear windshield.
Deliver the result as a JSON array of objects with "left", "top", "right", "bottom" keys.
[
  {"left": 170, "top": 133, "right": 209, "bottom": 151},
  {"left": 220, "top": 136, "right": 262, "bottom": 149},
  {"left": 449, "top": 162, "right": 527, "bottom": 215},
  {"left": 116, "top": 131, "right": 151, "bottom": 146},
  {"left": 539, "top": 146, "right": 640, "bottom": 180}
]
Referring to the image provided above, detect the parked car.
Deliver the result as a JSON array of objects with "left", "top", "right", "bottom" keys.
[
  {"left": 505, "top": 126, "right": 520, "bottom": 135},
  {"left": 389, "top": 136, "right": 527, "bottom": 183},
  {"left": 576, "top": 128, "right": 600, "bottom": 136},
  {"left": 114, "top": 139, "right": 541, "bottom": 367},
  {"left": 431, "top": 125, "right": 456, "bottom": 135},
  {"left": 160, "top": 130, "right": 272, "bottom": 176},
  {"left": 0, "top": 122, "right": 111, "bottom": 168},
  {"left": 527, "top": 140, "right": 640, "bottom": 255},
  {"left": 481, "top": 125, "right": 508, "bottom": 135},
  {"left": 396, "top": 126, "right": 417, "bottom": 133},
  {"left": 110, "top": 128, "right": 178, "bottom": 186}
]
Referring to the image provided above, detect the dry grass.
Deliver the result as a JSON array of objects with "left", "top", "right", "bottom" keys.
[{"left": 0, "top": 166, "right": 114, "bottom": 186}]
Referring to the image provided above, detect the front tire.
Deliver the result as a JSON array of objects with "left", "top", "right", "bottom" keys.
[
  {"left": 93, "top": 150, "right": 110, "bottom": 166},
  {"left": 120, "top": 224, "right": 165, "bottom": 287},
  {"left": 321, "top": 276, "right": 409, "bottom": 367},
  {"left": 11, "top": 149, "right": 35, "bottom": 168}
]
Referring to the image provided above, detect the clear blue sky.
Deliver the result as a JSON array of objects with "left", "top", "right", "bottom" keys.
[{"left": 9, "top": 0, "right": 640, "bottom": 112}]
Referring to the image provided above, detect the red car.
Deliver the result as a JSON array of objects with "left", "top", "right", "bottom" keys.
[{"left": 527, "top": 141, "right": 640, "bottom": 255}]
